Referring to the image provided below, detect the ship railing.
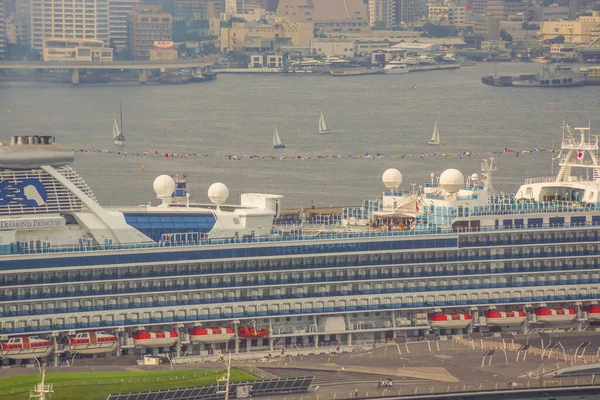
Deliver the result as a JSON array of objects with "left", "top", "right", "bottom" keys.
[
  {"left": 523, "top": 176, "right": 557, "bottom": 184},
  {"left": 11, "top": 219, "right": 600, "bottom": 256}
]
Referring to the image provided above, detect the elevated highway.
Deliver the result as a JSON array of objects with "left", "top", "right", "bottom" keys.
[{"left": 0, "top": 59, "right": 215, "bottom": 84}]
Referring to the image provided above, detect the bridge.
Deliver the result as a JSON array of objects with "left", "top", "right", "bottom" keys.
[{"left": 0, "top": 59, "right": 215, "bottom": 84}]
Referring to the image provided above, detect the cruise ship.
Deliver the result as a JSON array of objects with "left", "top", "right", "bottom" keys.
[{"left": 1, "top": 124, "right": 600, "bottom": 364}]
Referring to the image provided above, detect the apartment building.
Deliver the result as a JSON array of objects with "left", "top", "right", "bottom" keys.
[
  {"left": 29, "top": 0, "right": 109, "bottom": 51},
  {"left": 0, "top": 1, "right": 5, "bottom": 58},
  {"left": 128, "top": 4, "right": 172, "bottom": 59},
  {"left": 108, "top": 0, "right": 141, "bottom": 52},
  {"left": 369, "top": 0, "right": 397, "bottom": 28}
]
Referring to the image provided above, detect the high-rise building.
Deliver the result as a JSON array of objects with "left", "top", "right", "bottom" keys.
[
  {"left": 0, "top": 1, "right": 5, "bottom": 59},
  {"left": 173, "top": 0, "right": 207, "bottom": 41},
  {"left": 396, "top": 0, "right": 426, "bottom": 23},
  {"left": 29, "top": 0, "right": 109, "bottom": 50},
  {"left": 128, "top": 4, "right": 172, "bottom": 59},
  {"left": 225, "top": 0, "right": 244, "bottom": 15},
  {"left": 109, "top": 0, "right": 141, "bottom": 53},
  {"left": 369, "top": 0, "right": 397, "bottom": 28},
  {"left": 14, "top": 0, "right": 30, "bottom": 48}
]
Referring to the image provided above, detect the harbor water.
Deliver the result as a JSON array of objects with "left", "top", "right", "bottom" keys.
[{"left": 0, "top": 62, "right": 598, "bottom": 208}]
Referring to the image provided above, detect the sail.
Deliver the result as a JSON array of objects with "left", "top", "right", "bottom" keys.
[
  {"left": 319, "top": 111, "right": 329, "bottom": 134},
  {"left": 113, "top": 118, "right": 120, "bottom": 140},
  {"left": 428, "top": 121, "right": 440, "bottom": 145},
  {"left": 273, "top": 126, "right": 284, "bottom": 147}
]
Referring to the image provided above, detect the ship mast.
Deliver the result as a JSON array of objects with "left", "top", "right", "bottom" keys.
[
  {"left": 555, "top": 123, "right": 600, "bottom": 183},
  {"left": 481, "top": 158, "right": 497, "bottom": 191},
  {"left": 29, "top": 368, "right": 53, "bottom": 400}
]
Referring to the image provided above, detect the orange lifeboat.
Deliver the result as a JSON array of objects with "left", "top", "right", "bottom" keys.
[
  {"left": 430, "top": 313, "right": 472, "bottom": 329},
  {"left": 189, "top": 327, "right": 235, "bottom": 343},
  {"left": 133, "top": 331, "right": 179, "bottom": 347},
  {"left": 588, "top": 305, "right": 600, "bottom": 321},
  {"left": 239, "top": 326, "right": 270, "bottom": 339},
  {"left": 535, "top": 308, "right": 577, "bottom": 324},
  {"left": 485, "top": 310, "right": 527, "bottom": 326},
  {"left": 68, "top": 331, "right": 119, "bottom": 354},
  {"left": 0, "top": 336, "right": 53, "bottom": 359}
]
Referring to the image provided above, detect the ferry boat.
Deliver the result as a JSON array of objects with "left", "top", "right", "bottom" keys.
[
  {"left": 1, "top": 336, "right": 53, "bottom": 359},
  {"left": 68, "top": 331, "right": 118, "bottom": 354},
  {"left": 384, "top": 60, "right": 409, "bottom": 74},
  {"left": 133, "top": 331, "right": 179, "bottom": 347},
  {"left": 0, "top": 126, "right": 599, "bottom": 362}
]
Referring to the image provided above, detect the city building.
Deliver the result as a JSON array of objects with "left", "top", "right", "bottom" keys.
[
  {"left": 248, "top": 53, "right": 283, "bottom": 67},
  {"left": 473, "top": 14, "right": 501, "bottom": 40},
  {"left": 397, "top": 0, "right": 427, "bottom": 24},
  {"left": 173, "top": 0, "right": 208, "bottom": 41},
  {"left": 540, "top": 11, "right": 600, "bottom": 43},
  {"left": 549, "top": 43, "right": 578, "bottom": 60},
  {"left": 532, "top": 5, "right": 570, "bottom": 22},
  {"left": 369, "top": 0, "right": 397, "bottom": 28},
  {"left": 225, "top": 0, "right": 244, "bottom": 15},
  {"left": 0, "top": 1, "right": 5, "bottom": 59},
  {"left": 484, "top": 0, "right": 527, "bottom": 21},
  {"left": 428, "top": 3, "right": 449, "bottom": 23},
  {"left": 499, "top": 20, "right": 538, "bottom": 41},
  {"left": 310, "top": 38, "right": 355, "bottom": 57},
  {"left": 276, "top": 0, "right": 369, "bottom": 33},
  {"left": 447, "top": 5, "right": 471, "bottom": 25},
  {"left": 29, "top": 0, "right": 109, "bottom": 51},
  {"left": 108, "top": 0, "right": 141, "bottom": 53},
  {"left": 42, "top": 38, "right": 113, "bottom": 61},
  {"left": 128, "top": 5, "right": 172, "bottom": 60},
  {"left": 149, "top": 40, "right": 177, "bottom": 60},
  {"left": 10, "top": 0, "right": 30, "bottom": 48},
  {"left": 220, "top": 17, "right": 313, "bottom": 52},
  {"left": 205, "top": 0, "right": 224, "bottom": 19},
  {"left": 355, "top": 40, "right": 391, "bottom": 55}
]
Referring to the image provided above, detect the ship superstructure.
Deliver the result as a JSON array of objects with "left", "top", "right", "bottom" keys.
[{"left": 0, "top": 127, "right": 600, "bottom": 365}]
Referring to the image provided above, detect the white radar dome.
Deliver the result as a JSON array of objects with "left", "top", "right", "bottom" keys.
[
  {"left": 439, "top": 169, "right": 464, "bottom": 194},
  {"left": 382, "top": 168, "right": 403, "bottom": 190},
  {"left": 153, "top": 175, "right": 176, "bottom": 199},
  {"left": 208, "top": 182, "right": 229, "bottom": 205},
  {"left": 471, "top": 173, "right": 479, "bottom": 182}
]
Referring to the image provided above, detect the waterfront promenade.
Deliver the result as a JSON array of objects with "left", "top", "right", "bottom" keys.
[{"left": 0, "top": 59, "right": 215, "bottom": 84}]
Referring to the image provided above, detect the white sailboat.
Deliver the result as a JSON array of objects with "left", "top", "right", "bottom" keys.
[
  {"left": 428, "top": 121, "right": 440, "bottom": 145},
  {"left": 273, "top": 125, "right": 285, "bottom": 149},
  {"left": 113, "top": 101, "right": 125, "bottom": 146},
  {"left": 319, "top": 111, "right": 330, "bottom": 134}
]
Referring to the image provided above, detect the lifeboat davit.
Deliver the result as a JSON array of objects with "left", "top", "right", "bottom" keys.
[
  {"left": 239, "top": 326, "right": 270, "bottom": 339},
  {"left": 535, "top": 308, "right": 577, "bottom": 324},
  {"left": 485, "top": 310, "right": 527, "bottom": 326},
  {"left": 133, "top": 331, "right": 179, "bottom": 347},
  {"left": 0, "top": 336, "right": 53, "bottom": 359},
  {"left": 68, "top": 331, "right": 119, "bottom": 354},
  {"left": 430, "top": 313, "right": 472, "bottom": 329},
  {"left": 588, "top": 305, "right": 600, "bottom": 321},
  {"left": 189, "top": 327, "right": 235, "bottom": 343}
]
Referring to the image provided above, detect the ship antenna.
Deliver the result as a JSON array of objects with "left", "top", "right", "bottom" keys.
[{"left": 120, "top": 101, "right": 124, "bottom": 134}]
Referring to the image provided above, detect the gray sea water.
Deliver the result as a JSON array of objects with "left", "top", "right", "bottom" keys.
[{"left": 0, "top": 62, "right": 598, "bottom": 208}]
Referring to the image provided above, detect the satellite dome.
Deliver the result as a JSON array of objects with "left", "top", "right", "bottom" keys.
[
  {"left": 471, "top": 173, "right": 479, "bottom": 182},
  {"left": 439, "top": 169, "right": 464, "bottom": 194},
  {"left": 382, "top": 168, "right": 402, "bottom": 190},
  {"left": 208, "top": 182, "right": 229, "bottom": 205},
  {"left": 153, "top": 175, "right": 176, "bottom": 199}
]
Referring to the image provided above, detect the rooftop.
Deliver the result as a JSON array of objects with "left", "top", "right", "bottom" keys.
[{"left": 276, "top": 0, "right": 368, "bottom": 22}]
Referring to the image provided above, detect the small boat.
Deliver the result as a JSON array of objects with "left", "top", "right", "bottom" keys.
[
  {"left": 113, "top": 101, "right": 125, "bottom": 146},
  {"left": 273, "top": 125, "right": 285, "bottom": 149},
  {"left": 429, "top": 313, "right": 472, "bottom": 328},
  {"left": 535, "top": 308, "right": 577, "bottom": 324},
  {"left": 133, "top": 331, "right": 179, "bottom": 347},
  {"left": 239, "top": 326, "right": 270, "bottom": 339},
  {"left": 485, "top": 310, "right": 527, "bottom": 326},
  {"left": 0, "top": 336, "right": 53, "bottom": 359},
  {"left": 319, "top": 111, "right": 330, "bottom": 134},
  {"left": 384, "top": 60, "right": 409, "bottom": 74},
  {"left": 428, "top": 121, "right": 441, "bottom": 145},
  {"left": 68, "top": 331, "right": 119, "bottom": 354},
  {"left": 189, "top": 327, "right": 235, "bottom": 343}
]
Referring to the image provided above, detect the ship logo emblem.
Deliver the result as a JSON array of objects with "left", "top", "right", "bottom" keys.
[{"left": 0, "top": 179, "right": 48, "bottom": 207}]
